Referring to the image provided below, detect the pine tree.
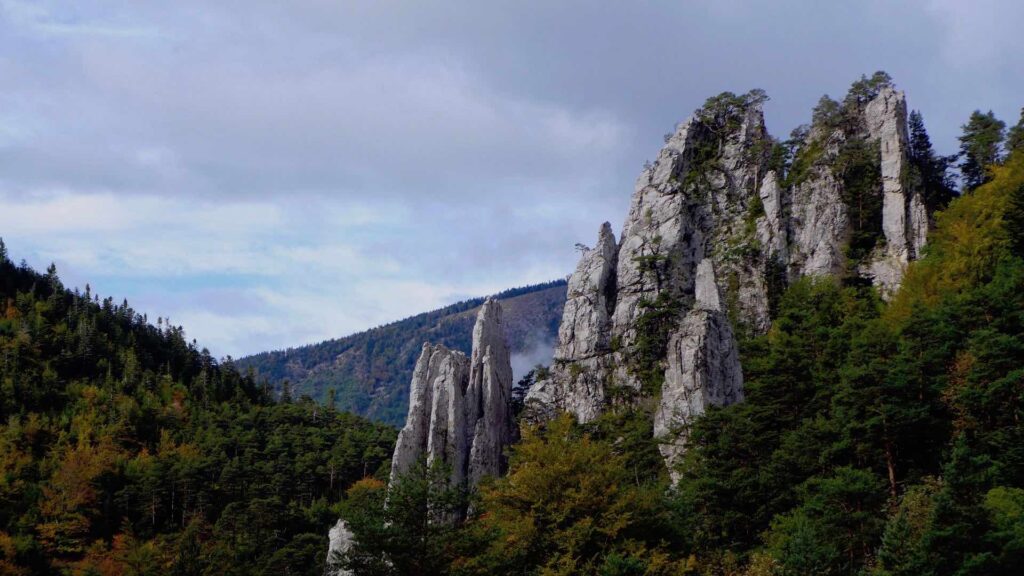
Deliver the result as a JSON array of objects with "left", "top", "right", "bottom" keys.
[
  {"left": 909, "top": 110, "right": 957, "bottom": 209},
  {"left": 1006, "top": 108, "right": 1024, "bottom": 155},
  {"left": 1007, "top": 183, "right": 1024, "bottom": 255},
  {"left": 958, "top": 110, "right": 1006, "bottom": 190}
]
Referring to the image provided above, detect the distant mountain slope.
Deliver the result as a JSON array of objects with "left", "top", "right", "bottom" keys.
[{"left": 237, "top": 280, "right": 567, "bottom": 425}]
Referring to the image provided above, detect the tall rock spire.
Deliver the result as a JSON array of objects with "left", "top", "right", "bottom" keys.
[
  {"left": 525, "top": 222, "right": 618, "bottom": 424},
  {"left": 654, "top": 259, "right": 743, "bottom": 483},
  {"left": 387, "top": 298, "right": 514, "bottom": 489},
  {"left": 466, "top": 298, "right": 515, "bottom": 485},
  {"left": 863, "top": 87, "right": 930, "bottom": 295}
]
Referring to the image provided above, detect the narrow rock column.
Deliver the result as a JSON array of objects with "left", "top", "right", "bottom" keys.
[
  {"left": 526, "top": 222, "right": 618, "bottom": 423},
  {"left": 654, "top": 259, "right": 744, "bottom": 483},
  {"left": 388, "top": 343, "right": 470, "bottom": 486},
  {"left": 466, "top": 298, "right": 515, "bottom": 485},
  {"left": 388, "top": 299, "right": 514, "bottom": 489},
  {"left": 863, "top": 87, "right": 931, "bottom": 296}
]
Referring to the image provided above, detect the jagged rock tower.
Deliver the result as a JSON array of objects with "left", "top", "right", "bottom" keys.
[
  {"left": 388, "top": 298, "right": 515, "bottom": 489},
  {"left": 528, "top": 78, "right": 932, "bottom": 477},
  {"left": 327, "top": 299, "right": 514, "bottom": 574}
]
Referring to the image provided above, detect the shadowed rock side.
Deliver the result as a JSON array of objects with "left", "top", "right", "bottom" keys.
[
  {"left": 388, "top": 298, "right": 513, "bottom": 489},
  {"left": 530, "top": 80, "right": 934, "bottom": 474},
  {"left": 654, "top": 260, "right": 743, "bottom": 483}
]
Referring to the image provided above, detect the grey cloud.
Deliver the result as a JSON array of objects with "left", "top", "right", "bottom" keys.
[{"left": 2, "top": 0, "right": 1023, "bottom": 357}]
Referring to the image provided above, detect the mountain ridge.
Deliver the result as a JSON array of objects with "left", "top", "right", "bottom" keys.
[{"left": 237, "top": 279, "right": 567, "bottom": 425}]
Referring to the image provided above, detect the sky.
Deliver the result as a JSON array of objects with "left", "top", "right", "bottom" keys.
[{"left": 1, "top": 0, "right": 1022, "bottom": 358}]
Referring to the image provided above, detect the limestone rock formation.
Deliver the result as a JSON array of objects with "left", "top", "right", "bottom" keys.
[
  {"left": 530, "top": 78, "right": 935, "bottom": 475},
  {"left": 525, "top": 222, "right": 618, "bottom": 423},
  {"left": 466, "top": 298, "right": 516, "bottom": 486},
  {"left": 328, "top": 300, "right": 515, "bottom": 569},
  {"left": 788, "top": 128, "right": 850, "bottom": 278},
  {"left": 388, "top": 298, "right": 514, "bottom": 488},
  {"left": 654, "top": 260, "right": 743, "bottom": 483},
  {"left": 862, "top": 87, "right": 930, "bottom": 295},
  {"left": 529, "top": 92, "right": 774, "bottom": 422},
  {"left": 789, "top": 86, "right": 928, "bottom": 296},
  {"left": 555, "top": 222, "right": 618, "bottom": 361},
  {"left": 326, "top": 519, "right": 355, "bottom": 576},
  {"left": 388, "top": 342, "right": 471, "bottom": 486}
]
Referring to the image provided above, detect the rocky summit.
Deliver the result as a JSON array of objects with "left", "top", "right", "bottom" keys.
[{"left": 528, "top": 77, "right": 934, "bottom": 475}]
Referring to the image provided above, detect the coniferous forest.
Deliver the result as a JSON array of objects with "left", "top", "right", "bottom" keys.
[
  {"left": 0, "top": 250, "right": 396, "bottom": 574},
  {"left": 4, "top": 83, "right": 1024, "bottom": 576}
]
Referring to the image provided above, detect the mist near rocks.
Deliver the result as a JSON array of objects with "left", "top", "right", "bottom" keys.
[{"left": 511, "top": 332, "right": 557, "bottom": 384}]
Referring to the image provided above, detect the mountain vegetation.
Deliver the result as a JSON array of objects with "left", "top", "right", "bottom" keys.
[
  {"left": 237, "top": 281, "right": 566, "bottom": 426},
  {"left": 0, "top": 250, "right": 396, "bottom": 574}
]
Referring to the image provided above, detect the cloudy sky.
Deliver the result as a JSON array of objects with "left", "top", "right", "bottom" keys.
[{"left": 1, "top": 0, "right": 1022, "bottom": 358}]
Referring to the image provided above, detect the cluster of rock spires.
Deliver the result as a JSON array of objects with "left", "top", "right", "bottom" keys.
[
  {"left": 389, "top": 298, "right": 516, "bottom": 491},
  {"left": 327, "top": 299, "right": 515, "bottom": 575},
  {"left": 328, "top": 78, "right": 934, "bottom": 570},
  {"left": 527, "top": 80, "right": 931, "bottom": 478}
]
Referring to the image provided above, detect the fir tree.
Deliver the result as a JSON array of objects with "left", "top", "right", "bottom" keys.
[
  {"left": 959, "top": 110, "right": 1006, "bottom": 190},
  {"left": 909, "top": 110, "right": 957, "bottom": 209},
  {"left": 1006, "top": 108, "right": 1024, "bottom": 154}
]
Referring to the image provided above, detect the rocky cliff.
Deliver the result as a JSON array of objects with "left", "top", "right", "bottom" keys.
[
  {"left": 389, "top": 298, "right": 514, "bottom": 491},
  {"left": 528, "top": 76, "right": 932, "bottom": 476}
]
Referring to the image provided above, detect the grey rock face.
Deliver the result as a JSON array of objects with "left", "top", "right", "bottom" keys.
[
  {"left": 654, "top": 260, "right": 743, "bottom": 483},
  {"left": 525, "top": 222, "right": 618, "bottom": 423},
  {"left": 326, "top": 519, "right": 355, "bottom": 576},
  {"left": 862, "top": 87, "right": 930, "bottom": 297},
  {"left": 611, "top": 117, "right": 705, "bottom": 353},
  {"left": 755, "top": 170, "right": 789, "bottom": 264},
  {"left": 525, "top": 81, "right": 934, "bottom": 475},
  {"left": 389, "top": 342, "right": 471, "bottom": 486},
  {"left": 329, "top": 301, "right": 515, "bottom": 567},
  {"left": 388, "top": 298, "right": 514, "bottom": 489},
  {"left": 466, "top": 299, "right": 515, "bottom": 485},
  {"left": 555, "top": 222, "right": 618, "bottom": 361}
]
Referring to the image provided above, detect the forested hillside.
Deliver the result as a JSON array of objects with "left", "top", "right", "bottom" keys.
[
  {"left": 238, "top": 280, "right": 566, "bottom": 425},
  {"left": 0, "top": 247, "right": 396, "bottom": 575}
]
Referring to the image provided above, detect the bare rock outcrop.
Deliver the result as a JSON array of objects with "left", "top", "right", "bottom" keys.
[
  {"left": 525, "top": 222, "right": 618, "bottom": 423},
  {"left": 466, "top": 298, "right": 515, "bottom": 485},
  {"left": 388, "top": 298, "right": 514, "bottom": 488},
  {"left": 389, "top": 342, "right": 471, "bottom": 486},
  {"left": 329, "top": 301, "right": 515, "bottom": 570},
  {"left": 325, "top": 519, "right": 355, "bottom": 576},
  {"left": 654, "top": 260, "right": 743, "bottom": 483},
  {"left": 862, "top": 87, "right": 930, "bottom": 296},
  {"left": 530, "top": 78, "right": 936, "bottom": 476},
  {"left": 788, "top": 127, "right": 850, "bottom": 278}
]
